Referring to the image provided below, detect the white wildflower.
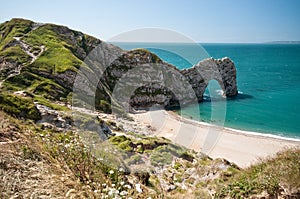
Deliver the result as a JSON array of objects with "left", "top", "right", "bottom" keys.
[
  {"left": 135, "top": 183, "right": 142, "bottom": 193},
  {"left": 120, "top": 190, "right": 128, "bottom": 196},
  {"left": 123, "top": 184, "right": 131, "bottom": 189},
  {"left": 108, "top": 190, "right": 113, "bottom": 196},
  {"left": 109, "top": 170, "right": 114, "bottom": 175}
]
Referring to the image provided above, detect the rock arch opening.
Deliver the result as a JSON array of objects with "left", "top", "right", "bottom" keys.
[
  {"left": 203, "top": 79, "right": 225, "bottom": 101},
  {"left": 181, "top": 57, "right": 238, "bottom": 102}
]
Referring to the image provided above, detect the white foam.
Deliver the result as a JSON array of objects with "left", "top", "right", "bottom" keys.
[
  {"left": 223, "top": 125, "right": 300, "bottom": 142},
  {"left": 178, "top": 113, "right": 300, "bottom": 142},
  {"left": 216, "top": 89, "right": 224, "bottom": 95}
]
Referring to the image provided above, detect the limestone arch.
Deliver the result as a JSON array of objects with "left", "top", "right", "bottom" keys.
[{"left": 191, "top": 57, "right": 237, "bottom": 101}]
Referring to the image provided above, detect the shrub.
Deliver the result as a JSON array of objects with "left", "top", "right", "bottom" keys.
[
  {"left": 150, "top": 151, "right": 172, "bottom": 166},
  {"left": 98, "top": 100, "right": 111, "bottom": 113}
]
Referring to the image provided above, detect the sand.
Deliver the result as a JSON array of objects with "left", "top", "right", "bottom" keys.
[{"left": 130, "top": 108, "right": 300, "bottom": 168}]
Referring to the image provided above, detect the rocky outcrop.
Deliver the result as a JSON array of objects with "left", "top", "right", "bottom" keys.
[
  {"left": 35, "top": 103, "right": 114, "bottom": 140},
  {"left": 98, "top": 49, "right": 238, "bottom": 111},
  {"left": 181, "top": 57, "right": 238, "bottom": 99},
  {"left": 0, "top": 59, "right": 19, "bottom": 80}
]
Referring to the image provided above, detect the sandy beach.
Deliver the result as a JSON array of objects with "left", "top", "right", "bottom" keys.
[{"left": 130, "top": 108, "right": 300, "bottom": 168}]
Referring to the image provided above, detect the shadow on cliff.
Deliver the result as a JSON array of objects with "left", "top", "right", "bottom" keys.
[{"left": 133, "top": 93, "right": 254, "bottom": 112}]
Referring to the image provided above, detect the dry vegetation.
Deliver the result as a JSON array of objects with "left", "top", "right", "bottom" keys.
[
  {"left": 0, "top": 112, "right": 85, "bottom": 198},
  {"left": 1, "top": 109, "right": 299, "bottom": 198}
]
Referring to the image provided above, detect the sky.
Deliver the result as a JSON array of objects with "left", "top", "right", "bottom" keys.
[{"left": 1, "top": 0, "right": 300, "bottom": 43}]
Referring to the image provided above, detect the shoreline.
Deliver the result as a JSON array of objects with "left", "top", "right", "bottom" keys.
[
  {"left": 130, "top": 109, "right": 300, "bottom": 168},
  {"left": 169, "top": 111, "right": 300, "bottom": 143}
]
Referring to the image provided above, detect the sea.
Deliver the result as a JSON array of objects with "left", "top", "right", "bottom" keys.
[{"left": 112, "top": 42, "right": 300, "bottom": 139}]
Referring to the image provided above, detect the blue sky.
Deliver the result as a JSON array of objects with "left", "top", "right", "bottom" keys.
[{"left": 1, "top": 0, "right": 300, "bottom": 43}]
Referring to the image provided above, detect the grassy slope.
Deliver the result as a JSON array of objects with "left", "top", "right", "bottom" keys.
[
  {"left": 0, "top": 18, "right": 33, "bottom": 49},
  {"left": 215, "top": 148, "right": 300, "bottom": 198},
  {"left": 0, "top": 19, "right": 97, "bottom": 111},
  {"left": 0, "top": 93, "right": 40, "bottom": 120},
  {"left": 0, "top": 18, "right": 120, "bottom": 114},
  {"left": 23, "top": 23, "right": 82, "bottom": 73}
]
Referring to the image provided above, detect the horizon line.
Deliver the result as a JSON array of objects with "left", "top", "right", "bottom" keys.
[{"left": 108, "top": 41, "right": 300, "bottom": 44}]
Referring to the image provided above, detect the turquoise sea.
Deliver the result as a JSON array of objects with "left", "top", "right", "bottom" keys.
[{"left": 113, "top": 42, "right": 300, "bottom": 139}]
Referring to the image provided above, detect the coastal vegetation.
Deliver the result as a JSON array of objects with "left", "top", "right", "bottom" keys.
[
  {"left": 1, "top": 108, "right": 299, "bottom": 198},
  {"left": 215, "top": 148, "right": 300, "bottom": 198},
  {"left": 0, "top": 18, "right": 299, "bottom": 198}
]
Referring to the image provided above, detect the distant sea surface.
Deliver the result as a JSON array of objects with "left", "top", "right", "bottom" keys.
[{"left": 113, "top": 42, "right": 300, "bottom": 139}]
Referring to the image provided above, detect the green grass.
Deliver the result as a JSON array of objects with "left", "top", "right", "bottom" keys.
[
  {"left": 98, "top": 99, "right": 111, "bottom": 113},
  {"left": 0, "top": 93, "right": 41, "bottom": 120},
  {"left": 33, "top": 95, "right": 69, "bottom": 111},
  {"left": 127, "top": 154, "right": 144, "bottom": 165},
  {"left": 0, "top": 18, "right": 118, "bottom": 115},
  {"left": 0, "top": 18, "right": 33, "bottom": 49},
  {"left": 2, "top": 70, "right": 70, "bottom": 111},
  {"left": 150, "top": 149, "right": 173, "bottom": 166},
  {"left": 109, "top": 134, "right": 194, "bottom": 168},
  {"left": 1, "top": 19, "right": 83, "bottom": 77},
  {"left": 0, "top": 45, "right": 31, "bottom": 64},
  {"left": 33, "top": 80, "right": 69, "bottom": 100},
  {"left": 23, "top": 25, "right": 83, "bottom": 73},
  {"left": 22, "top": 145, "right": 42, "bottom": 161},
  {"left": 4, "top": 70, "right": 69, "bottom": 96},
  {"left": 29, "top": 46, "right": 82, "bottom": 73},
  {"left": 2, "top": 71, "right": 41, "bottom": 91},
  {"left": 215, "top": 148, "right": 300, "bottom": 198}
]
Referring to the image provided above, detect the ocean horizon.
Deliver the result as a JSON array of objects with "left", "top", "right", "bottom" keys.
[{"left": 113, "top": 42, "right": 300, "bottom": 139}]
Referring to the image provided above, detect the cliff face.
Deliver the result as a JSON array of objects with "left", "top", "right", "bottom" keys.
[
  {"left": 0, "top": 18, "right": 237, "bottom": 114},
  {"left": 98, "top": 49, "right": 237, "bottom": 111}
]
